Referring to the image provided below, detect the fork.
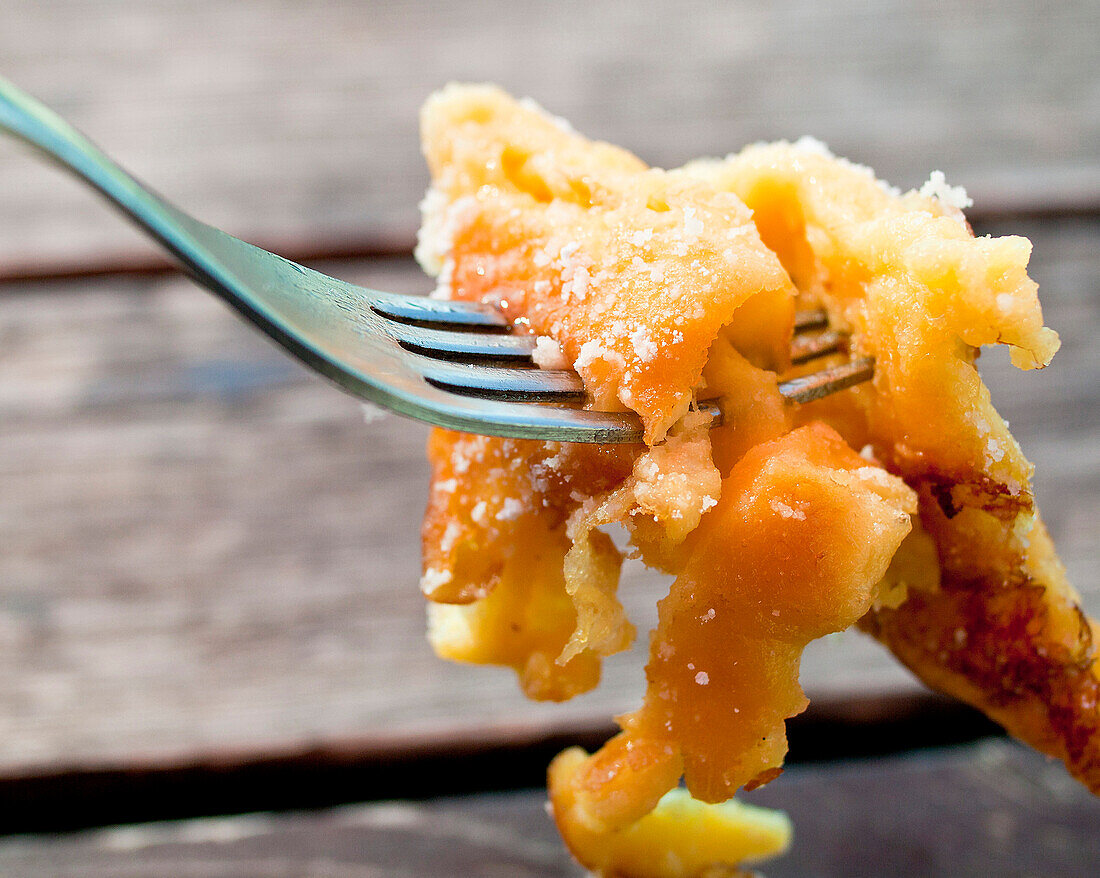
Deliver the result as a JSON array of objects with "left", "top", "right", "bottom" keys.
[{"left": 0, "top": 77, "right": 872, "bottom": 444}]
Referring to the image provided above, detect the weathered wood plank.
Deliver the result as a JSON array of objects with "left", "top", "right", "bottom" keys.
[
  {"left": 0, "top": 218, "right": 1094, "bottom": 777},
  {"left": 1, "top": 741, "right": 1096, "bottom": 877},
  {"left": 1, "top": 0, "right": 1098, "bottom": 275}
]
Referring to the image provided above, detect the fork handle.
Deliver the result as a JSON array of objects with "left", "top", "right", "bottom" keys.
[{"left": 0, "top": 75, "right": 248, "bottom": 294}]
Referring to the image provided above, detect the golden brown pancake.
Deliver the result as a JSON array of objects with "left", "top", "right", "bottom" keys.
[{"left": 414, "top": 84, "right": 1091, "bottom": 876}]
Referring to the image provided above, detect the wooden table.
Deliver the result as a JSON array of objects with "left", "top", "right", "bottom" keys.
[{"left": 1, "top": 1, "right": 1098, "bottom": 874}]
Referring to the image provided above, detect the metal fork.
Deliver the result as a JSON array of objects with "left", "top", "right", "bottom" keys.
[{"left": 0, "top": 77, "right": 872, "bottom": 444}]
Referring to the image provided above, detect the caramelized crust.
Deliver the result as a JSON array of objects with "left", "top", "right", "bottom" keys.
[
  {"left": 859, "top": 495, "right": 1100, "bottom": 791},
  {"left": 862, "top": 574, "right": 1100, "bottom": 789}
]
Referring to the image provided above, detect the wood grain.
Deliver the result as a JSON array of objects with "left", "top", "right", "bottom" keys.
[
  {"left": 2, "top": 0, "right": 1098, "bottom": 275},
  {"left": 1, "top": 741, "right": 1096, "bottom": 877},
  {"left": 1, "top": 218, "right": 1095, "bottom": 778}
]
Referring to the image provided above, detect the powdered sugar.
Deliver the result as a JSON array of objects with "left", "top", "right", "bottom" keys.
[
  {"left": 792, "top": 135, "right": 835, "bottom": 158},
  {"left": 575, "top": 339, "right": 626, "bottom": 373},
  {"left": 919, "top": 170, "right": 973, "bottom": 210},
  {"left": 419, "top": 567, "right": 452, "bottom": 594},
  {"left": 629, "top": 327, "right": 659, "bottom": 362},
  {"left": 681, "top": 207, "right": 704, "bottom": 238},
  {"left": 854, "top": 466, "right": 901, "bottom": 491},
  {"left": 532, "top": 336, "right": 570, "bottom": 370},
  {"left": 439, "top": 522, "right": 462, "bottom": 553},
  {"left": 770, "top": 499, "right": 806, "bottom": 521},
  {"left": 496, "top": 497, "right": 526, "bottom": 521}
]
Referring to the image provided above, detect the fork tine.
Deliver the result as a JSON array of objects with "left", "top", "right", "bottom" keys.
[
  {"left": 793, "top": 308, "right": 829, "bottom": 332},
  {"left": 407, "top": 381, "right": 649, "bottom": 443},
  {"left": 377, "top": 300, "right": 838, "bottom": 359},
  {"left": 377, "top": 296, "right": 871, "bottom": 429},
  {"left": 384, "top": 321, "right": 538, "bottom": 361},
  {"left": 410, "top": 354, "right": 587, "bottom": 400},
  {"left": 789, "top": 329, "right": 844, "bottom": 364},
  {"left": 370, "top": 294, "right": 510, "bottom": 330},
  {"left": 778, "top": 357, "right": 875, "bottom": 404},
  {"left": 392, "top": 303, "right": 868, "bottom": 404}
]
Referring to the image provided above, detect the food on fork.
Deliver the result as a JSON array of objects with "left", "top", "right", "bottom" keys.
[{"left": 414, "top": 83, "right": 1094, "bottom": 876}]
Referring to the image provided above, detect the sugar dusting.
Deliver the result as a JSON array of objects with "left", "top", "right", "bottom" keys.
[
  {"left": 496, "top": 497, "right": 526, "bottom": 521},
  {"left": 420, "top": 567, "right": 453, "bottom": 594},
  {"left": 919, "top": 170, "right": 973, "bottom": 210},
  {"left": 533, "top": 336, "right": 570, "bottom": 370},
  {"left": 629, "top": 327, "right": 659, "bottom": 362}
]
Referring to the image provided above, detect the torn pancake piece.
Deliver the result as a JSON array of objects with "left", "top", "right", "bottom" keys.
[
  {"left": 418, "top": 83, "right": 797, "bottom": 445},
  {"left": 549, "top": 747, "right": 792, "bottom": 878},
  {"left": 422, "top": 430, "right": 637, "bottom": 700},
  {"left": 548, "top": 425, "right": 914, "bottom": 874},
  {"left": 686, "top": 143, "right": 1098, "bottom": 792},
  {"left": 413, "top": 83, "right": 1091, "bottom": 875},
  {"left": 624, "top": 424, "right": 916, "bottom": 802}
]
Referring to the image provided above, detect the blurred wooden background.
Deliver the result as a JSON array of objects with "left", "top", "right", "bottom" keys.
[
  {"left": 4, "top": 0, "right": 1098, "bottom": 278},
  {"left": 1, "top": 1, "right": 1098, "bottom": 873}
]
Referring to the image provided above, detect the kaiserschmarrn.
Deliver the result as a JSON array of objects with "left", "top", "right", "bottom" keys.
[{"left": 414, "top": 84, "right": 1094, "bottom": 877}]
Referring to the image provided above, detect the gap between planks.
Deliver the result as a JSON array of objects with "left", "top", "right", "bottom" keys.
[
  {"left": 0, "top": 693, "right": 1001, "bottom": 836},
  {"left": 1, "top": 206, "right": 1099, "bottom": 287}
]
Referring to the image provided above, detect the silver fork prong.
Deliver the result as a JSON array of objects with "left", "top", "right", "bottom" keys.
[
  {"left": 410, "top": 354, "right": 586, "bottom": 400},
  {"left": 378, "top": 302, "right": 842, "bottom": 365},
  {"left": 406, "top": 381, "right": 648, "bottom": 443},
  {"left": 793, "top": 308, "right": 829, "bottom": 333},
  {"left": 381, "top": 304, "right": 845, "bottom": 364},
  {"left": 394, "top": 302, "right": 868, "bottom": 405},
  {"left": 778, "top": 357, "right": 875, "bottom": 404},
  {"left": 382, "top": 320, "right": 538, "bottom": 361},
  {"left": 370, "top": 294, "right": 511, "bottom": 330},
  {"left": 790, "top": 329, "right": 844, "bottom": 364}
]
